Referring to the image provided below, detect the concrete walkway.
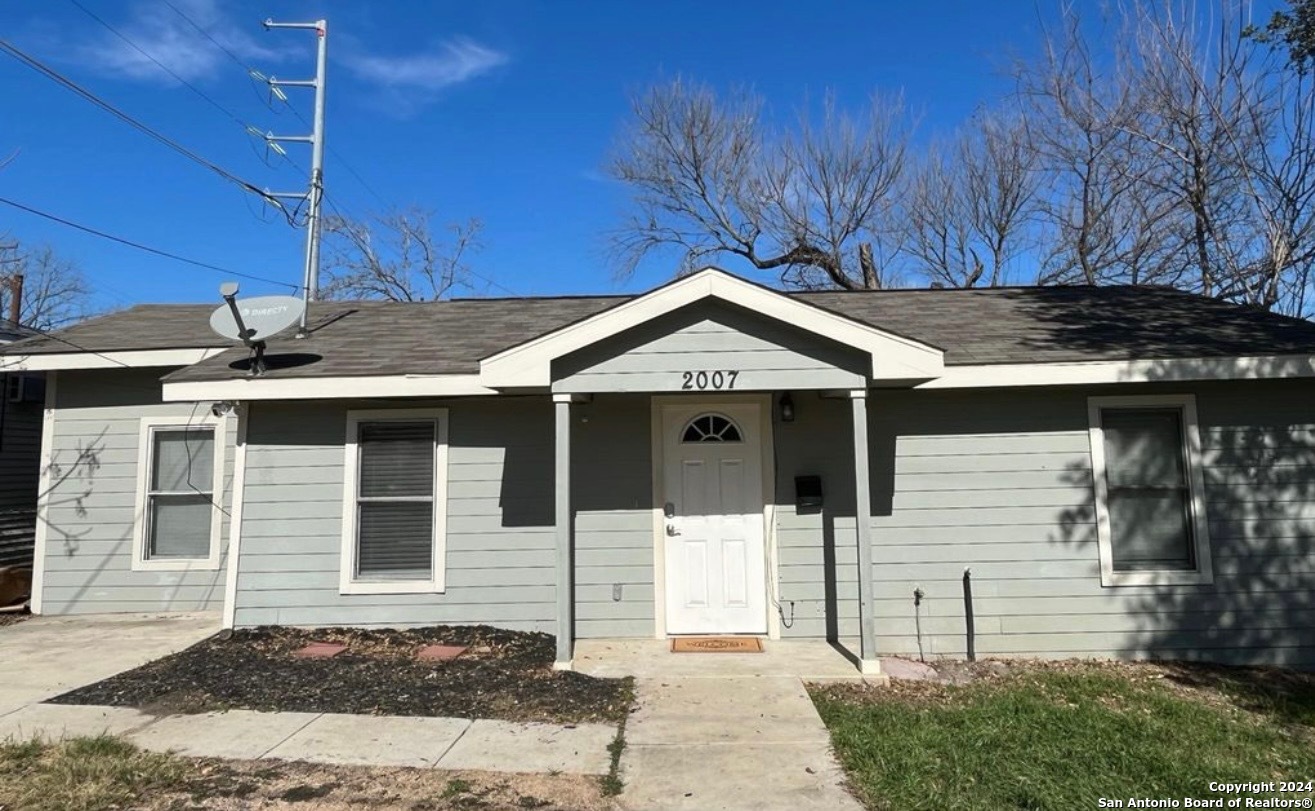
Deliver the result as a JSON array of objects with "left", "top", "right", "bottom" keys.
[
  {"left": 0, "top": 704, "right": 615, "bottom": 774},
  {"left": 576, "top": 640, "right": 868, "bottom": 811},
  {"left": 0, "top": 612, "right": 219, "bottom": 716}
]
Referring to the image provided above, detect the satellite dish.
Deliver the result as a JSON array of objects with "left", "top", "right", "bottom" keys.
[{"left": 209, "top": 294, "right": 305, "bottom": 342}]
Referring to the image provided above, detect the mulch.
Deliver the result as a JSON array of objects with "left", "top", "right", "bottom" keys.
[
  {"left": 0, "top": 612, "right": 28, "bottom": 628},
  {"left": 48, "top": 625, "right": 633, "bottom": 725}
]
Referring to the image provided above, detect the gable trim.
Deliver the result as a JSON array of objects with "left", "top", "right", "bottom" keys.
[{"left": 478, "top": 269, "right": 946, "bottom": 387}]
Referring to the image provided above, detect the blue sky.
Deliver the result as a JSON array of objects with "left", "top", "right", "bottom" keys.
[{"left": 3, "top": 1, "right": 1117, "bottom": 311}]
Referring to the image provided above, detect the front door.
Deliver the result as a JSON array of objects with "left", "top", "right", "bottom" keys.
[{"left": 661, "top": 401, "right": 768, "bottom": 635}]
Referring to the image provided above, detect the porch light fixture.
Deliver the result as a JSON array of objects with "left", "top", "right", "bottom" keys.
[{"left": 779, "top": 392, "right": 795, "bottom": 423}]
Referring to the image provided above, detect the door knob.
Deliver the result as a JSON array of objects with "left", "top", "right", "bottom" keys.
[{"left": 666, "top": 524, "right": 681, "bottom": 537}]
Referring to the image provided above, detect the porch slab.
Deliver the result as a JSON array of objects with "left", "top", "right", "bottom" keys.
[
  {"left": 264, "top": 713, "right": 471, "bottom": 768},
  {"left": 436, "top": 719, "right": 615, "bottom": 775},
  {"left": 127, "top": 710, "right": 320, "bottom": 759},
  {"left": 574, "top": 638, "right": 868, "bottom": 681},
  {"left": 627, "top": 677, "right": 831, "bottom": 746},
  {"left": 0, "top": 703, "right": 155, "bottom": 742}
]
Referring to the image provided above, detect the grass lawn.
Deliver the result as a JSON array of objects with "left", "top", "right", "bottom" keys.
[
  {"left": 0, "top": 735, "right": 618, "bottom": 810},
  {"left": 811, "top": 661, "right": 1315, "bottom": 811}
]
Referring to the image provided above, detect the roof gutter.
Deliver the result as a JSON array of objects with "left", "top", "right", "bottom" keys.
[
  {"left": 0, "top": 347, "right": 227, "bottom": 372},
  {"left": 161, "top": 373, "right": 497, "bottom": 402}
]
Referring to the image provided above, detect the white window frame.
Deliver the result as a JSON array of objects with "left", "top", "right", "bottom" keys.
[
  {"left": 340, "top": 408, "right": 449, "bottom": 595},
  {"left": 1087, "top": 394, "right": 1214, "bottom": 587},
  {"left": 132, "top": 415, "right": 226, "bottom": 572}
]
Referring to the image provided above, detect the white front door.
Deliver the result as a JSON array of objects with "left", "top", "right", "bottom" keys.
[{"left": 661, "top": 401, "right": 768, "bottom": 635}]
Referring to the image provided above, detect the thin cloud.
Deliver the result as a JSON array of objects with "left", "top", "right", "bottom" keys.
[
  {"left": 341, "top": 37, "right": 507, "bottom": 109},
  {"left": 76, "top": 0, "right": 289, "bottom": 83}
]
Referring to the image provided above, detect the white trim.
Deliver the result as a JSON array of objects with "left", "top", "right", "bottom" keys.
[
  {"left": 131, "top": 414, "right": 227, "bottom": 573},
  {"left": 221, "top": 404, "right": 249, "bottom": 629},
  {"left": 1087, "top": 394, "right": 1214, "bottom": 587},
  {"left": 1, "top": 347, "right": 226, "bottom": 372},
  {"left": 650, "top": 393, "right": 773, "bottom": 637},
  {"left": 30, "top": 371, "right": 56, "bottom": 615},
  {"left": 339, "top": 407, "right": 449, "bottom": 595},
  {"left": 162, "top": 374, "right": 496, "bottom": 403},
  {"left": 920, "top": 355, "right": 1315, "bottom": 389},
  {"left": 481, "top": 268, "right": 945, "bottom": 387}
]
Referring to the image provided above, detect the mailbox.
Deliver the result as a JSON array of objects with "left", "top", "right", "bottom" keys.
[{"left": 794, "top": 475, "right": 823, "bottom": 510}]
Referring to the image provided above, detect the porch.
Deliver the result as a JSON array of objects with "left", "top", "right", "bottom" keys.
[{"left": 573, "top": 638, "right": 876, "bottom": 681}]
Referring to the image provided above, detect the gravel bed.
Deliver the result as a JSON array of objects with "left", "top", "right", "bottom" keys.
[{"left": 49, "top": 625, "right": 633, "bottom": 725}]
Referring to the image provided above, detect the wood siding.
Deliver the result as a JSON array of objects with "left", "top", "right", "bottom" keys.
[
  {"left": 40, "top": 369, "right": 232, "bottom": 614},
  {"left": 233, "top": 395, "right": 655, "bottom": 636},
  {"left": 774, "top": 383, "right": 1315, "bottom": 668},
  {"left": 552, "top": 301, "right": 866, "bottom": 394}
]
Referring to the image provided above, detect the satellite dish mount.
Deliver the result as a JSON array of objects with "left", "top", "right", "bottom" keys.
[
  {"left": 209, "top": 283, "right": 306, "bottom": 377},
  {"left": 221, "top": 283, "right": 268, "bottom": 375}
]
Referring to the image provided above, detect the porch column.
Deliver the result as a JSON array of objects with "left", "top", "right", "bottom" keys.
[
  {"left": 552, "top": 394, "right": 575, "bottom": 669},
  {"left": 849, "top": 389, "right": 880, "bottom": 674}
]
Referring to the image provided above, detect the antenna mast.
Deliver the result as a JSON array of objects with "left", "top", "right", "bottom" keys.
[{"left": 259, "top": 18, "right": 327, "bottom": 337}]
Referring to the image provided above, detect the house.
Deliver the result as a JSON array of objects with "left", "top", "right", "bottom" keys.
[
  {"left": 0, "top": 318, "right": 43, "bottom": 572},
  {"left": 3, "top": 268, "right": 1314, "bottom": 672}
]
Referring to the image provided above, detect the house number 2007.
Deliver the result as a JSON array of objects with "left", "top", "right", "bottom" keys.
[{"left": 681, "top": 370, "right": 740, "bottom": 390}]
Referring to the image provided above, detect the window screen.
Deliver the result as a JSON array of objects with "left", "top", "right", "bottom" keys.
[
  {"left": 145, "top": 428, "right": 215, "bottom": 560},
  {"left": 1101, "top": 408, "right": 1195, "bottom": 572},
  {"left": 355, "top": 421, "right": 436, "bottom": 580}
]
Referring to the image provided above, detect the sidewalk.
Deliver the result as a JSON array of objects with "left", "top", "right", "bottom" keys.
[
  {"left": 0, "top": 703, "right": 616, "bottom": 774},
  {"left": 618, "top": 677, "right": 864, "bottom": 811}
]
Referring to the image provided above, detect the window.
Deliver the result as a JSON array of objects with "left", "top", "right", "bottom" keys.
[
  {"left": 341, "top": 408, "right": 448, "bottom": 594},
  {"left": 681, "top": 413, "right": 742, "bottom": 443},
  {"left": 1088, "top": 395, "right": 1213, "bottom": 586},
  {"left": 133, "top": 417, "right": 225, "bottom": 572}
]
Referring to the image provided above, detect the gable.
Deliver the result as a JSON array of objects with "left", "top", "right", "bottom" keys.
[
  {"left": 479, "top": 268, "right": 946, "bottom": 388},
  {"left": 552, "top": 300, "right": 868, "bottom": 394}
]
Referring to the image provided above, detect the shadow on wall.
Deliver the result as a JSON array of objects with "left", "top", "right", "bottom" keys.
[
  {"left": 1052, "top": 369, "right": 1315, "bottom": 669},
  {"left": 1010, "top": 291, "right": 1315, "bottom": 669}
]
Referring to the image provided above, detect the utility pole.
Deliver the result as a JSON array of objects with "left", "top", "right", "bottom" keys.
[{"left": 259, "top": 18, "right": 327, "bottom": 337}]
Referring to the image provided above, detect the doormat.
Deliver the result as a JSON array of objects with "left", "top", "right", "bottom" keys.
[{"left": 671, "top": 637, "right": 764, "bottom": 653}]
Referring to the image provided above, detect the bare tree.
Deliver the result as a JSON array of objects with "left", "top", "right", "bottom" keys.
[
  {"left": 904, "top": 114, "right": 1039, "bottom": 287},
  {"left": 0, "top": 243, "right": 91, "bottom": 331},
  {"left": 1017, "top": 9, "right": 1182, "bottom": 287},
  {"left": 609, "top": 79, "right": 912, "bottom": 289},
  {"left": 320, "top": 209, "right": 482, "bottom": 302}
]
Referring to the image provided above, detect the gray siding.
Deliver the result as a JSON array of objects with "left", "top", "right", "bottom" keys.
[
  {"left": 553, "top": 301, "right": 866, "bottom": 394},
  {"left": 40, "top": 369, "right": 232, "bottom": 614},
  {"left": 573, "top": 394, "right": 655, "bottom": 637},
  {"left": 233, "top": 395, "right": 655, "bottom": 636},
  {"left": 774, "top": 382, "right": 1315, "bottom": 668}
]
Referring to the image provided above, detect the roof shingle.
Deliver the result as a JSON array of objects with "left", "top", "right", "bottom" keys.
[{"left": 7, "top": 285, "right": 1315, "bottom": 382}]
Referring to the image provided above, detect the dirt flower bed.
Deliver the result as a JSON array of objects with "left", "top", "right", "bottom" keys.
[{"left": 49, "top": 625, "right": 633, "bottom": 725}]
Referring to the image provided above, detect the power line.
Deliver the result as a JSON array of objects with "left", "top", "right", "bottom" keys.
[
  {"left": 0, "top": 39, "right": 293, "bottom": 222},
  {"left": 285, "top": 102, "right": 391, "bottom": 209},
  {"left": 0, "top": 196, "right": 300, "bottom": 292},
  {"left": 67, "top": 0, "right": 252, "bottom": 133},
  {"left": 160, "top": 0, "right": 258, "bottom": 75}
]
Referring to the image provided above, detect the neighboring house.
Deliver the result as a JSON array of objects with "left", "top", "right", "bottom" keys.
[
  {"left": 3, "top": 268, "right": 1314, "bottom": 671},
  {"left": 0, "top": 318, "right": 42, "bottom": 570}
]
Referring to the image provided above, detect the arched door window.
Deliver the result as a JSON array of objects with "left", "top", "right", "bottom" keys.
[{"left": 681, "top": 413, "right": 743, "bottom": 443}]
